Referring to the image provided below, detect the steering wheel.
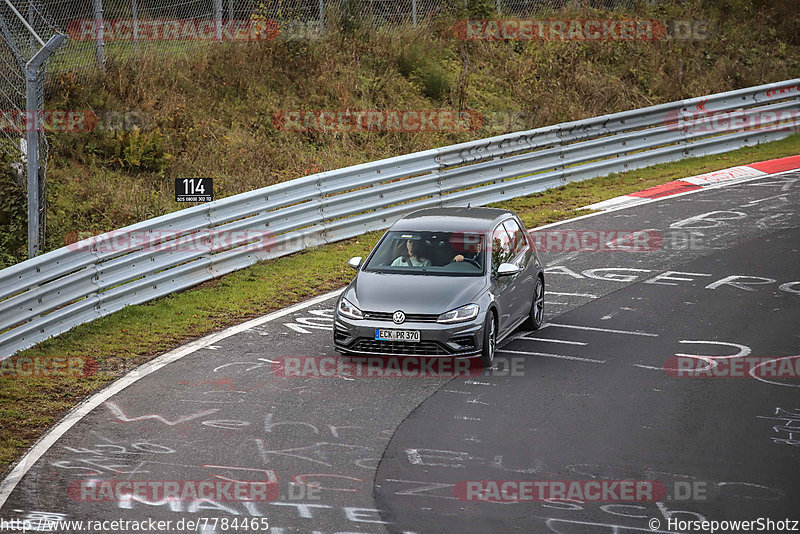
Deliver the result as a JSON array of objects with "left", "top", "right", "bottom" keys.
[{"left": 461, "top": 258, "right": 481, "bottom": 269}]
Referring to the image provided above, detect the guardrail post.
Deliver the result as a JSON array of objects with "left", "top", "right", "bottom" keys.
[
  {"left": 556, "top": 126, "right": 567, "bottom": 184},
  {"left": 677, "top": 98, "right": 691, "bottom": 155},
  {"left": 315, "top": 174, "right": 329, "bottom": 244}
]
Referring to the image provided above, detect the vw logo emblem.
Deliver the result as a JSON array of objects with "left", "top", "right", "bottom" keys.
[{"left": 392, "top": 311, "right": 405, "bottom": 324}]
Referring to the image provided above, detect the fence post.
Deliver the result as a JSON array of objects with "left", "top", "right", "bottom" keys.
[
  {"left": 24, "top": 34, "right": 66, "bottom": 258},
  {"left": 318, "top": 0, "right": 324, "bottom": 33},
  {"left": 412, "top": 0, "right": 417, "bottom": 26},
  {"left": 214, "top": 0, "right": 222, "bottom": 41},
  {"left": 92, "top": 0, "right": 105, "bottom": 68},
  {"left": 131, "top": 0, "right": 139, "bottom": 53},
  {"left": 228, "top": 0, "right": 233, "bottom": 24},
  {"left": 24, "top": 67, "right": 38, "bottom": 257},
  {"left": 495, "top": 0, "right": 501, "bottom": 16}
]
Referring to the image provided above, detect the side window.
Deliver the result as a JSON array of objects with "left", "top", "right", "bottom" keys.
[
  {"left": 491, "top": 224, "right": 514, "bottom": 273},
  {"left": 502, "top": 219, "right": 529, "bottom": 256}
]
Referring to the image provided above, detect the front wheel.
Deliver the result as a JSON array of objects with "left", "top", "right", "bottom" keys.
[
  {"left": 479, "top": 312, "right": 496, "bottom": 368},
  {"left": 525, "top": 276, "right": 545, "bottom": 330}
]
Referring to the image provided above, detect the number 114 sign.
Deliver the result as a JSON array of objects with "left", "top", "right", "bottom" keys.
[{"left": 175, "top": 178, "right": 213, "bottom": 202}]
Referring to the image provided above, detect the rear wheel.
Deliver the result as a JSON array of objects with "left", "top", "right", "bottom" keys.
[
  {"left": 479, "top": 312, "right": 496, "bottom": 368},
  {"left": 525, "top": 276, "right": 545, "bottom": 330}
]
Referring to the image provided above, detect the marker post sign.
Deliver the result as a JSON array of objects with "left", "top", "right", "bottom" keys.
[{"left": 175, "top": 178, "right": 213, "bottom": 202}]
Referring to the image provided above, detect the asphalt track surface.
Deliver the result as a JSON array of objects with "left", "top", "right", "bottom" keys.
[{"left": 1, "top": 170, "right": 799, "bottom": 534}]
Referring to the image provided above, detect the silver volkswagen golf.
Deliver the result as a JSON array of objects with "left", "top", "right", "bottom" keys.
[{"left": 333, "top": 207, "right": 545, "bottom": 367}]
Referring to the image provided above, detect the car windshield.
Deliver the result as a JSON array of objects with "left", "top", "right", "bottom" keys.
[{"left": 363, "top": 231, "right": 485, "bottom": 276}]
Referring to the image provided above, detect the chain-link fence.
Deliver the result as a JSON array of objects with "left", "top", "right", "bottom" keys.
[
  {"left": 1, "top": 0, "right": 643, "bottom": 258},
  {"left": 39, "top": 0, "right": 644, "bottom": 72},
  {"left": 1, "top": 0, "right": 66, "bottom": 257}
]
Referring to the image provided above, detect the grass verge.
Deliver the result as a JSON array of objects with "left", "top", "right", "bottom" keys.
[{"left": 1, "top": 134, "right": 799, "bottom": 476}]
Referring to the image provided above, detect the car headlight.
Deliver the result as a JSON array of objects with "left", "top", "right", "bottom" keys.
[
  {"left": 437, "top": 304, "right": 479, "bottom": 324},
  {"left": 337, "top": 297, "right": 364, "bottom": 320}
]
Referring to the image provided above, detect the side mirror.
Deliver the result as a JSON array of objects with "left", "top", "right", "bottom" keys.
[
  {"left": 348, "top": 256, "right": 363, "bottom": 270},
  {"left": 497, "top": 262, "right": 521, "bottom": 276}
]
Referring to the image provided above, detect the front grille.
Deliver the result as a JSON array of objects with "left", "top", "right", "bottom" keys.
[
  {"left": 351, "top": 338, "right": 451, "bottom": 356},
  {"left": 363, "top": 311, "right": 439, "bottom": 323}
]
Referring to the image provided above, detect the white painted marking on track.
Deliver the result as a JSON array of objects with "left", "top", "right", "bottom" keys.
[
  {"left": 749, "top": 356, "right": 800, "bottom": 388},
  {"left": 498, "top": 349, "right": 606, "bottom": 364},
  {"left": 547, "top": 291, "right": 598, "bottom": 298},
  {"left": 464, "top": 380, "right": 495, "bottom": 386},
  {"left": 0, "top": 288, "right": 344, "bottom": 509},
  {"left": 547, "top": 323, "right": 659, "bottom": 337},
  {"left": 519, "top": 336, "right": 588, "bottom": 346}
]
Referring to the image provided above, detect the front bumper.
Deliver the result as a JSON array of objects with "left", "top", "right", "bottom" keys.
[{"left": 333, "top": 312, "right": 485, "bottom": 358}]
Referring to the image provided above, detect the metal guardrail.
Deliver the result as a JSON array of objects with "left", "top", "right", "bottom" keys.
[{"left": 2, "top": 78, "right": 799, "bottom": 357}]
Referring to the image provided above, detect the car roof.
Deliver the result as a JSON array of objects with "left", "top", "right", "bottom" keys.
[{"left": 389, "top": 207, "right": 517, "bottom": 232}]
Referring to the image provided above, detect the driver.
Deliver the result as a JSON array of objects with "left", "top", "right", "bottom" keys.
[
  {"left": 449, "top": 233, "right": 482, "bottom": 264},
  {"left": 391, "top": 239, "right": 431, "bottom": 267}
]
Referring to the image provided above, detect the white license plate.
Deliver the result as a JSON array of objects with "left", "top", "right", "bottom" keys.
[{"left": 375, "top": 329, "right": 420, "bottom": 342}]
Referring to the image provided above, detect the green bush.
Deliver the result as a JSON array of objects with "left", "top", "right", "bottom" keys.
[
  {"left": 466, "top": 0, "right": 496, "bottom": 19},
  {"left": 88, "top": 127, "right": 172, "bottom": 172},
  {"left": 397, "top": 43, "right": 424, "bottom": 78},
  {"left": 419, "top": 62, "right": 452, "bottom": 100},
  {"left": 332, "top": 0, "right": 363, "bottom": 35},
  {"left": 396, "top": 43, "right": 453, "bottom": 101}
]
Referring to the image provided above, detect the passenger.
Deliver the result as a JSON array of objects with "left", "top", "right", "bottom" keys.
[{"left": 392, "top": 239, "right": 431, "bottom": 267}]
